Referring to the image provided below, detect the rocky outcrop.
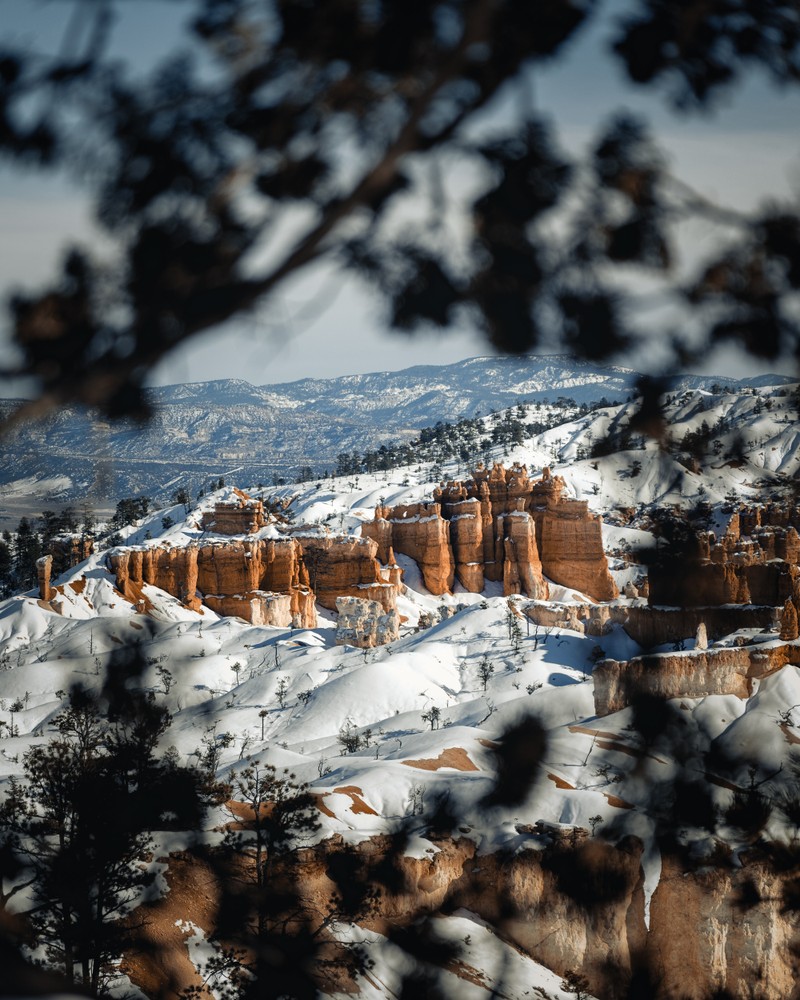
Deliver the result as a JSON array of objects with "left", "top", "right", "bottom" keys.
[
  {"left": 36, "top": 555, "right": 53, "bottom": 601},
  {"left": 363, "top": 503, "right": 455, "bottom": 595},
  {"left": 366, "top": 464, "right": 615, "bottom": 602},
  {"left": 618, "top": 604, "right": 777, "bottom": 648},
  {"left": 295, "top": 535, "right": 402, "bottom": 612},
  {"left": 201, "top": 488, "right": 267, "bottom": 535},
  {"left": 335, "top": 596, "right": 400, "bottom": 647},
  {"left": 501, "top": 508, "right": 548, "bottom": 599},
  {"left": 108, "top": 540, "right": 316, "bottom": 627},
  {"left": 106, "top": 533, "right": 403, "bottom": 627},
  {"left": 593, "top": 642, "right": 800, "bottom": 716},
  {"left": 203, "top": 591, "right": 293, "bottom": 627},
  {"left": 650, "top": 505, "right": 800, "bottom": 608},
  {"left": 128, "top": 832, "right": 800, "bottom": 1000}
]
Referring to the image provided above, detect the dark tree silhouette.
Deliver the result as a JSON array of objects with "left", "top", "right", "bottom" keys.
[
  {"left": 1, "top": 0, "right": 799, "bottom": 426},
  {"left": 0, "top": 650, "right": 213, "bottom": 997}
]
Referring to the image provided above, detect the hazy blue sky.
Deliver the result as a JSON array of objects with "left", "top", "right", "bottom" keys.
[{"left": 2, "top": 0, "right": 799, "bottom": 389}]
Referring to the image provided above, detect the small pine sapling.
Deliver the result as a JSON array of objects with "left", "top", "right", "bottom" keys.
[
  {"left": 561, "top": 970, "right": 591, "bottom": 1000},
  {"left": 275, "top": 675, "right": 289, "bottom": 710},
  {"left": 156, "top": 665, "right": 173, "bottom": 695},
  {"left": 478, "top": 656, "right": 494, "bottom": 691}
]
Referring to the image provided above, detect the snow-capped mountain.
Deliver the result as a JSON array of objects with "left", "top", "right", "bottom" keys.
[{"left": 0, "top": 355, "right": 790, "bottom": 513}]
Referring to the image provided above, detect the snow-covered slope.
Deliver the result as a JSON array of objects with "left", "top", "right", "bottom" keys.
[
  {"left": 0, "top": 355, "right": 791, "bottom": 510},
  {"left": 1, "top": 370, "right": 799, "bottom": 997}
]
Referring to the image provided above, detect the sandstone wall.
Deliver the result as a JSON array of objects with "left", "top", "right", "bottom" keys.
[
  {"left": 593, "top": 642, "right": 800, "bottom": 716},
  {"left": 363, "top": 503, "right": 455, "bottom": 595},
  {"left": 108, "top": 540, "right": 317, "bottom": 627},
  {"left": 534, "top": 497, "right": 618, "bottom": 601},
  {"left": 620, "top": 604, "right": 778, "bottom": 647},
  {"left": 368, "top": 463, "right": 614, "bottom": 601},
  {"left": 107, "top": 533, "right": 404, "bottom": 627},
  {"left": 650, "top": 504, "right": 800, "bottom": 608},
  {"left": 36, "top": 555, "right": 53, "bottom": 602},
  {"left": 203, "top": 591, "right": 293, "bottom": 627},
  {"left": 130, "top": 832, "right": 800, "bottom": 1000},
  {"left": 200, "top": 488, "right": 266, "bottom": 535},
  {"left": 296, "top": 535, "right": 401, "bottom": 612}
]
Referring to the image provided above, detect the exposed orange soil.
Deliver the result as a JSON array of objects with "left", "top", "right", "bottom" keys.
[
  {"left": 603, "top": 793, "right": 634, "bottom": 810},
  {"left": 121, "top": 851, "right": 218, "bottom": 1000},
  {"left": 402, "top": 748, "right": 478, "bottom": 772},
  {"left": 569, "top": 724, "right": 626, "bottom": 741},
  {"left": 331, "top": 786, "right": 378, "bottom": 815},
  {"left": 779, "top": 722, "right": 800, "bottom": 745},
  {"left": 546, "top": 772, "right": 575, "bottom": 790}
]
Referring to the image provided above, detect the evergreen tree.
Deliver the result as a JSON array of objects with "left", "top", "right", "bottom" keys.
[
  {"left": 3, "top": 679, "right": 210, "bottom": 997},
  {"left": 13, "top": 518, "right": 41, "bottom": 590}
]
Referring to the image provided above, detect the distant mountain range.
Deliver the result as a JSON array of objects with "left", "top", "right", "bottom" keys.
[{"left": 0, "top": 355, "right": 791, "bottom": 510}]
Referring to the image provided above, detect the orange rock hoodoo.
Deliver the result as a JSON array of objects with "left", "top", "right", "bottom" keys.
[
  {"left": 200, "top": 488, "right": 267, "bottom": 535},
  {"left": 649, "top": 505, "right": 800, "bottom": 608},
  {"left": 363, "top": 463, "right": 617, "bottom": 602},
  {"left": 107, "top": 534, "right": 402, "bottom": 629}
]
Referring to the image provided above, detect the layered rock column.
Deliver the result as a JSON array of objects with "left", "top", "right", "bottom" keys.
[
  {"left": 535, "top": 497, "right": 618, "bottom": 601},
  {"left": 372, "top": 463, "right": 615, "bottom": 601},
  {"left": 501, "top": 508, "right": 548, "bottom": 599},
  {"left": 295, "top": 535, "right": 401, "bottom": 612},
  {"left": 362, "top": 503, "right": 455, "bottom": 595},
  {"left": 108, "top": 539, "right": 317, "bottom": 626}
]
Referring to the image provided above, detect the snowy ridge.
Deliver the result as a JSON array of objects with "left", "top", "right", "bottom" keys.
[{"left": 0, "top": 355, "right": 791, "bottom": 510}]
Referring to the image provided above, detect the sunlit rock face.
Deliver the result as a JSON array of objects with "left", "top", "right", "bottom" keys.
[
  {"left": 107, "top": 539, "right": 315, "bottom": 626},
  {"left": 294, "top": 535, "right": 402, "bottom": 613},
  {"left": 592, "top": 642, "right": 800, "bottom": 716},
  {"left": 365, "top": 463, "right": 616, "bottom": 601},
  {"left": 334, "top": 596, "right": 400, "bottom": 648},
  {"left": 200, "top": 488, "right": 268, "bottom": 535},
  {"left": 105, "top": 532, "right": 403, "bottom": 629}
]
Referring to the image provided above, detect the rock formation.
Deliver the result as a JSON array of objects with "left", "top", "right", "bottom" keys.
[
  {"left": 108, "top": 539, "right": 311, "bottom": 626},
  {"left": 295, "top": 535, "right": 402, "bottom": 612},
  {"left": 36, "top": 555, "right": 53, "bottom": 602},
  {"left": 127, "top": 829, "right": 800, "bottom": 1000},
  {"left": 362, "top": 502, "right": 455, "bottom": 594},
  {"left": 200, "top": 488, "right": 267, "bottom": 535},
  {"left": 780, "top": 597, "right": 799, "bottom": 641},
  {"left": 695, "top": 621, "right": 708, "bottom": 650},
  {"left": 649, "top": 506, "right": 800, "bottom": 608},
  {"left": 365, "top": 463, "right": 616, "bottom": 602},
  {"left": 524, "top": 600, "right": 777, "bottom": 648},
  {"left": 335, "top": 596, "right": 400, "bottom": 648},
  {"left": 593, "top": 642, "right": 800, "bottom": 716},
  {"left": 105, "top": 533, "right": 403, "bottom": 629}
]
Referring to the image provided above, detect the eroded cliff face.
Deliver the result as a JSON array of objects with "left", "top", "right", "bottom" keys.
[
  {"left": 593, "top": 642, "right": 800, "bottom": 715},
  {"left": 107, "top": 539, "right": 313, "bottom": 626},
  {"left": 335, "top": 596, "right": 400, "bottom": 647},
  {"left": 105, "top": 533, "right": 403, "bottom": 629},
  {"left": 200, "top": 488, "right": 267, "bottom": 535},
  {"left": 650, "top": 505, "right": 800, "bottom": 608},
  {"left": 365, "top": 463, "right": 616, "bottom": 602},
  {"left": 362, "top": 502, "right": 455, "bottom": 595},
  {"left": 295, "top": 535, "right": 401, "bottom": 612},
  {"left": 125, "top": 832, "right": 800, "bottom": 1000}
]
